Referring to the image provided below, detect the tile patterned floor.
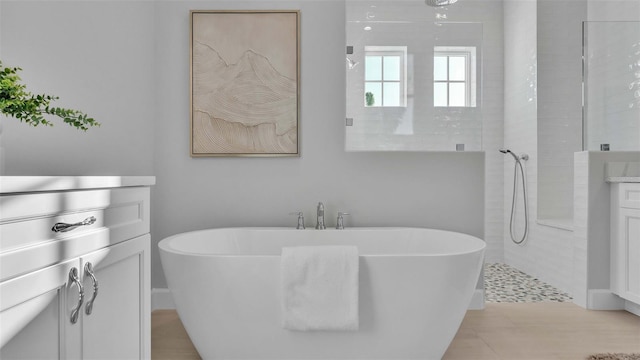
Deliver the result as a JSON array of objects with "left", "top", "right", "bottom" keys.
[{"left": 484, "top": 262, "right": 573, "bottom": 303}]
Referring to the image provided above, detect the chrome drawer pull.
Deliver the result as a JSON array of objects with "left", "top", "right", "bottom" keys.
[
  {"left": 52, "top": 216, "right": 97, "bottom": 233},
  {"left": 84, "top": 262, "right": 99, "bottom": 315},
  {"left": 69, "top": 267, "right": 84, "bottom": 324}
]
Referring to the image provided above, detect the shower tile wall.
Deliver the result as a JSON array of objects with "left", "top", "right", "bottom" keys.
[
  {"left": 505, "top": 0, "right": 640, "bottom": 304},
  {"left": 584, "top": 21, "right": 640, "bottom": 151},
  {"left": 504, "top": 0, "right": 539, "bottom": 278},
  {"left": 573, "top": 151, "right": 589, "bottom": 307},
  {"left": 537, "top": 0, "right": 584, "bottom": 221},
  {"left": 586, "top": 1, "right": 640, "bottom": 153},
  {"left": 482, "top": 2, "right": 506, "bottom": 264},
  {"left": 503, "top": 0, "right": 575, "bottom": 297}
]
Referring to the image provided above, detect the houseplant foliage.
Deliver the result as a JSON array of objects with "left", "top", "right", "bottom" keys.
[
  {"left": 0, "top": 60, "right": 99, "bottom": 131},
  {"left": 365, "top": 91, "right": 375, "bottom": 106}
]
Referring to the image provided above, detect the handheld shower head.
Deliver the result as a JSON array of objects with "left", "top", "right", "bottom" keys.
[
  {"left": 502, "top": 148, "right": 530, "bottom": 245},
  {"left": 499, "top": 148, "right": 521, "bottom": 162}
]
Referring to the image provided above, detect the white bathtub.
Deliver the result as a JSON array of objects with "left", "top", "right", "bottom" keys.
[{"left": 159, "top": 227, "right": 485, "bottom": 360}]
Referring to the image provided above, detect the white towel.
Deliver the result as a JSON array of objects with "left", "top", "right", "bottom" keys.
[{"left": 280, "top": 246, "right": 359, "bottom": 331}]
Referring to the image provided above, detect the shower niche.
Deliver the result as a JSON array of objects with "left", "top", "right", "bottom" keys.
[{"left": 345, "top": 0, "right": 483, "bottom": 151}]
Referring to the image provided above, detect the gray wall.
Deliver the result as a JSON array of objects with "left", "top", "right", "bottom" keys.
[
  {"left": 0, "top": 1, "right": 155, "bottom": 176},
  {"left": 0, "top": 0, "right": 486, "bottom": 290},
  {"left": 152, "top": 0, "right": 484, "bottom": 289}
]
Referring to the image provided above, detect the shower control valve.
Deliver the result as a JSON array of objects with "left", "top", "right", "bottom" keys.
[
  {"left": 336, "top": 212, "right": 350, "bottom": 230},
  {"left": 289, "top": 212, "right": 305, "bottom": 230}
]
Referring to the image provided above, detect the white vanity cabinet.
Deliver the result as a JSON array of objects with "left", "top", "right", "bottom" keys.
[
  {"left": 0, "top": 257, "right": 81, "bottom": 359},
  {"left": 80, "top": 236, "right": 150, "bottom": 359},
  {"left": 611, "top": 182, "right": 640, "bottom": 305},
  {"left": 0, "top": 176, "right": 154, "bottom": 359}
]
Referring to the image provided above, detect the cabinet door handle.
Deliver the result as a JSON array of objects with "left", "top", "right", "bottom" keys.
[
  {"left": 69, "top": 267, "right": 84, "bottom": 324},
  {"left": 84, "top": 262, "right": 99, "bottom": 315},
  {"left": 52, "top": 216, "right": 97, "bottom": 233}
]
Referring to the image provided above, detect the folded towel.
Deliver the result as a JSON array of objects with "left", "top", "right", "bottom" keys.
[{"left": 281, "top": 246, "right": 359, "bottom": 331}]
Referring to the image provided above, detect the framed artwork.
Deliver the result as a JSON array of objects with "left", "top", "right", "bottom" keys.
[{"left": 190, "top": 10, "right": 300, "bottom": 157}]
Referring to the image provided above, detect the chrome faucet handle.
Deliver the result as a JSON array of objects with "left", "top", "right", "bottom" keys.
[
  {"left": 316, "top": 202, "right": 326, "bottom": 230},
  {"left": 336, "top": 212, "right": 350, "bottom": 230},
  {"left": 289, "top": 212, "right": 305, "bottom": 230}
]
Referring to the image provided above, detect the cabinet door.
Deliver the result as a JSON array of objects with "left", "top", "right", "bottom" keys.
[
  {"left": 0, "top": 258, "right": 83, "bottom": 359},
  {"left": 81, "top": 234, "right": 150, "bottom": 360},
  {"left": 619, "top": 207, "right": 640, "bottom": 304}
]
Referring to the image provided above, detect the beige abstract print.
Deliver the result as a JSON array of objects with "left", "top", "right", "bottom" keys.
[{"left": 191, "top": 11, "right": 298, "bottom": 156}]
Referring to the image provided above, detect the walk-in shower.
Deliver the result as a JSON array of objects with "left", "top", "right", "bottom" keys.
[{"left": 501, "top": 148, "right": 529, "bottom": 244}]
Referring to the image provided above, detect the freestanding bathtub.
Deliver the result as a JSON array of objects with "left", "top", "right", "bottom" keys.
[{"left": 159, "top": 227, "right": 485, "bottom": 360}]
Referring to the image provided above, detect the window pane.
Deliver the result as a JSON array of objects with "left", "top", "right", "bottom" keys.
[
  {"left": 383, "top": 82, "right": 400, "bottom": 106},
  {"left": 434, "top": 56, "right": 448, "bottom": 81},
  {"left": 365, "top": 56, "right": 382, "bottom": 81},
  {"left": 449, "top": 83, "right": 466, "bottom": 106},
  {"left": 383, "top": 56, "right": 401, "bottom": 81},
  {"left": 434, "top": 83, "right": 447, "bottom": 107},
  {"left": 449, "top": 56, "right": 466, "bottom": 81},
  {"left": 365, "top": 82, "right": 382, "bottom": 106}
]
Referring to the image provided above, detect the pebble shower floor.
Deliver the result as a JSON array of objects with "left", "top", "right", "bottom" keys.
[{"left": 484, "top": 263, "right": 573, "bottom": 303}]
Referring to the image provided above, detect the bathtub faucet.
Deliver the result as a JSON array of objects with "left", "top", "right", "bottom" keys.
[
  {"left": 336, "top": 212, "right": 350, "bottom": 230},
  {"left": 289, "top": 212, "right": 305, "bottom": 230},
  {"left": 316, "top": 202, "right": 326, "bottom": 230}
]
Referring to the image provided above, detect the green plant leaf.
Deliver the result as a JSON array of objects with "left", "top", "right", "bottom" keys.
[{"left": 0, "top": 60, "right": 100, "bottom": 131}]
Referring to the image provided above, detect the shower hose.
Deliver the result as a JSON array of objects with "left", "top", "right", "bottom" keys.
[{"left": 501, "top": 149, "right": 529, "bottom": 244}]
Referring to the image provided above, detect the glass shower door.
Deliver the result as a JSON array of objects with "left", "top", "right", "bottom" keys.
[{"left": 583, "top": 21, "right": 640, "bottom": 151}]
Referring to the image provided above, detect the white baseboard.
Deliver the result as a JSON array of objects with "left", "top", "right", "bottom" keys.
[
  {"left": 587, "top": 289, "right": 625, "bottom": 310},
  {"left": 151, "top": 288, "right": 175, "bottom": 311},
  {"left": 625, "top": 301, "right": 640, "bottom": 316},
  {"left": 468, "top": 289, "right": 485, "bottom": 310},
  {"left": 153, "top": 287, "right": 486, "bottom": 311}
]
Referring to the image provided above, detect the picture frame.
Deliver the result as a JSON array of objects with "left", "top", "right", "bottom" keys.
[{"left": 190, "top": 10, "right": 300, "bottom": 157}]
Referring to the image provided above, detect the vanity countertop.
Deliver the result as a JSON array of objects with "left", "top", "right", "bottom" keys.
[
  {"left": 0, "top": 176, "right": 156, "bottom": 194},
  {"left": 606, "top": 177, "right": 640, "bottom": 183},
  {"left": 605, "top": 162, "right": 640, "bottom": 183}
]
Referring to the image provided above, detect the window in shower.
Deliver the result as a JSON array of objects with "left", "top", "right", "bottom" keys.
[
  {"left": 345, "top": 5, "right": 484, "bottom": 151},
  {"left": 364, "top": 46, "right": 407, "bottom": 107},
  {"left": 434, "top": 46, "right": 477, "bottom": 107}
]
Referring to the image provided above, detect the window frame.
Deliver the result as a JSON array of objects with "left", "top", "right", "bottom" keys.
[
  {"left": 434, "top": 46, "right": 477, "bottom": 108},
  {"left": 364, "top": 46, "right": 408, "bottom": 107}
]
